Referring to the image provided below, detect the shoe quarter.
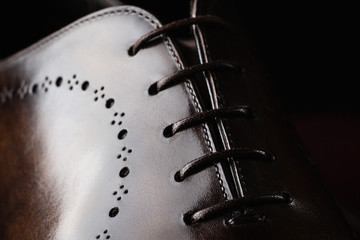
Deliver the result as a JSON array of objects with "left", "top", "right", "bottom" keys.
[{"left": 0, "top": 6, "right": 228, "bottom": 240}]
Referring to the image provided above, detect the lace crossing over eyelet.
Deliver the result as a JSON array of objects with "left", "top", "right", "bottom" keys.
[
  {"left": 174, "top": 149, "right": 274, "bottom": 183},
  {"left": 174, "top": 171, "right": 183, "bottom": 182},
  {"left": 129, "top": 15, "right": 227, "bottom": 57},
  {"left": 130, "top": 14, "right": 292, "bottom": 226},
  {"left": 127, "top": 45, "right": 136, "bottom": 56},
  {"left": 183, "top": 192, "right": 292, "bottom": 225},
  {"left": 162, "top": 106, "right": 253, "bottom": 139},
  {"left": 163, "top": 124, "right": 174, "bottom": 138},
  {"left": 148, "top": 82, "right": 159, "bottom": 95},
  {"left": 148, "top": 61, "right": 241, "bottom": 96}
]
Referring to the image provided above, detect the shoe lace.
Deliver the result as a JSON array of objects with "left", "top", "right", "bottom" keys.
[{"left": 129, "top": 15, "right": 292, "bottom": 225}]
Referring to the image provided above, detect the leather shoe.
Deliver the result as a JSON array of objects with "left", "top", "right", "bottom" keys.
[{"left": 0, "top": 0, "right": 356, "bottom": 239}]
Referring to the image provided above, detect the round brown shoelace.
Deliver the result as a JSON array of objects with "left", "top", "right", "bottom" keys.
[{"left": 129, "top": 15, "right": 292, "bottom": 225}]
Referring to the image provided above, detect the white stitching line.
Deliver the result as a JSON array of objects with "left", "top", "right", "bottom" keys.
[
  {"left": 162, "top": 39, "right": 228, "bottom": 200},
  {"left": 0, "top": 5, "right": 228, "bottom": 200},
  {"left": 193, "top": 25, "right": 231, "bottom": 199}
]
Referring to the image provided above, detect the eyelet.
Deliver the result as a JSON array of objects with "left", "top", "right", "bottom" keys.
[
  {"left": 163, "top": 125, "right": 174, "bottom": 138},
  {"left": 148, "top": 83, "right": 159, "bottom": 95},
  {"left": 182, "top": 212, "right": 194, "bottom": 225},
  {"left": 127, "top": 46, "right": 136, "bottom": 56},
  {"left": 174, "top": 171, "right": 183, "bottom": 182}
]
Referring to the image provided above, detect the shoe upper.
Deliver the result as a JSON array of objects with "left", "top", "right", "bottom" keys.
[{"left": 0, "top": 1, "right": 356, "bottom": 240}]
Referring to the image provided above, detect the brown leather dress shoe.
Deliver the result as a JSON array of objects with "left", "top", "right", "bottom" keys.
[{"left": 0, "top": 0, "right": 356, "bottom": 239}]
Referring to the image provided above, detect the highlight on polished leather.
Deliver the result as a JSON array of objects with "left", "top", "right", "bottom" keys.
[{"left": 0, "top": 0, "right": 357, "bottom": 239}]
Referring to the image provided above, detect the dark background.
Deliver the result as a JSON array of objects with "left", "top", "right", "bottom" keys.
[
  {"left": 238, "top": 1, "right": 360, "bottom": 225},
  {"left": 1, "top": 0, "right": 359, "bottom": 232}
]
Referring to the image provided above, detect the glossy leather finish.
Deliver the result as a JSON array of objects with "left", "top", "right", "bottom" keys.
[
  {"left": 0, "top": 6, "right": 230, "bottom": 239},
  {"left": 0, "top": 2, "right": 356, "bottom": 240},
  {"left": 180, "top": 0, "right": 355, "bottom": 239}
]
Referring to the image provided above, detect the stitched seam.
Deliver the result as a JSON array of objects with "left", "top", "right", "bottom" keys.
[
  {"left": 163, "top": 39, "right": 228, "bottom": 200},
  {"left": 187, "top": 8, "right": 229, "bottom": 200},
  {"left": 190, "top": 0, "right": 229, "bottom": 200},
  {"left": 0, "top": 5, "right": 227, "bottom": 201},
  {"left": 200, "top": 29, "right": 233, "bottom": 199}
]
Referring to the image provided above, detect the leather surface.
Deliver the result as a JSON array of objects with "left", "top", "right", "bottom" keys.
[
  {"left": 177, "top": 0, "right": 356, "bottom": 239},
  {"left": 0, "top": 6, "right": 230, "bottom": 240},
  {"left": 0, "top": 2, "right": 356, "bottom": 240}
]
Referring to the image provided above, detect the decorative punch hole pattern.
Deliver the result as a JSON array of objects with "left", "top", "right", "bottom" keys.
[
  {"left": 96, "top": 229, "right": 111, "bottom": 240},
  {"left": 0, "top": 5, "right": 228, "bottom": 235},
  {"left": 0, "top": 74, "right": 133, "bottom": 239}
]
